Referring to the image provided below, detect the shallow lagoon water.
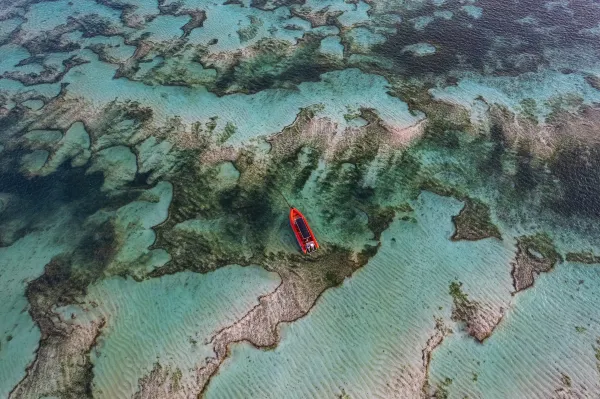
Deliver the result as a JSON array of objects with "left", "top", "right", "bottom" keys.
[
  {"left": 204, "top": 194, "right": 516, "bottom": 398},
  {"left": 62, "top": 60, "right": 422, "bottom": 144},
  {"left": 0, "top": 209, "right": 81, "bottom": 397},
  {"left": 429, "top": 261, "right": 600, "bottom": 398},
  {"left": 1, "top": 0, "right": 600, "bottom": 397},
  {"left": 59, "top": 265, "right": 280, "bottom": 399}
]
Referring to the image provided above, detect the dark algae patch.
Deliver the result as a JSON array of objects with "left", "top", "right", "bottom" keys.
[
  {"left": 152, "top": 107, "right": 401, "bottom": 276},
  {"left": 550, "top": 138, "right": 600, "bottom": 217},
  {"left": 435, "top": 377, "right": 452, "bottom": 399},
  {"left": 212, "top": 35, "right": 342, "bottom": 95},
  {"left": 451, "top": 198, "right": 501, "bottom": 241},
  {"left": 374, "top": 0, "right": 600, "bottom": 77},
  {"left": 566, "top": 252, "right": 600, "bottom": 265}
]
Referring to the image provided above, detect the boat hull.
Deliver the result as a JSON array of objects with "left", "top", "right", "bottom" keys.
[{"left": 289, "top": 208, "right": 319, "bottom": 254}]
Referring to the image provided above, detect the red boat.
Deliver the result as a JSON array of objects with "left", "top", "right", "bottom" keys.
[{"left": 289, "top": 208, "right": 319, "bottom": 254}]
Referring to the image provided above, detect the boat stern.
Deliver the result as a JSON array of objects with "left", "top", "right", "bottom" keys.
[{"left": 305, "top": 241, "right": 316, "bottom": 253}]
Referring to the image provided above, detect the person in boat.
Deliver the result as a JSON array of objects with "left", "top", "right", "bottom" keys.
[
  {"left": 289, "top": 207, "right": 319, "bottom": 254},
  {"left": 295, "top": 216, "right": 317, "bottom": 253}
]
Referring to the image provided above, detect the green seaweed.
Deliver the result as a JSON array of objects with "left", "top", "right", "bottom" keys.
[
  {"left": 519, "top": 232, "right": 562, "bottom": 265},
  {"left": 434, "top": 377, "right": 453, "bottom": 399},
  {"left": 151, "top": 107, "right": 410, "bottom": 277},
  {"left": 566, "top": 252, "right": 600, "bottom": 264},
  {"left": 172, "top": 368, "right": 183, "bottom": 391},
  {"left": 218, "top": 122, "right": 237, "bottom": 144},
  {"left": 237, "top": 16, "right": 263, "bottom": 43},
  {"left": 423, "top": 116, "right": 463, "bottom": 150},
  {"left": 214, "top": 36, "right": 339, "bottom": 95},
  {"left": 519, "top": 98, "right": 538, "bottom": 124},
  {"left": 449, "top": 281, "right": 469, "bottom": 303}
]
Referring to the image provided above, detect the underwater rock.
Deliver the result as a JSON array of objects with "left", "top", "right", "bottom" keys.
[
  {"left": 511, "top": 233, "right": 562, "bottom": 293},
  {"left": 402, "top": 42, "right": 436, "bottom": 57},
  {"left": 179, "top": 10, "right": 206, "bottom": 38},
  {"left": 2, "top": 55, "right": 89, "bottom": 86},
  {"left": 114, "top": 40, "right": 154, "bottom": 80},
  {"left": 451, "top": 198, "right": 501, "bottom": 241},
  {"left": 156, "top": 0, "right": 206, "bottom": 38},
  {"left": 70, "top": 13, "right": 124, "bottom": 38},
  {"left": 421, "top": 318, "right": 453, "bottom": 398},
  {"left": 585, "top": 74, "right": 600, "bottom": 90},
  {"left": 448, "top": 281, "right": 504, "bottom": 342},
  {"left": 565, "top": 252, "right": 600, "bottom": 265},
  {"left": 87, "top": 43, "right": 122, "bottom": 65},
  {"left": 289, "top": 8, "right": 343, "bottom": 28},
  {"left": 9, "top": 256, "right": 106, "bottom": 399}
]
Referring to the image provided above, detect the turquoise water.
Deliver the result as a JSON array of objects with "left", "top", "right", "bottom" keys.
[
  {"left": 61, "top": 63, "right": 421, "bottom": 144},
  {"left": 0, "top": 210, "right": 81, "bottom": 397},
  {"left": 58, "top": 265, "right": 280, "bottom": 398},
  {"left": 429, "top": 261, "right": 600, "bottom": 398},
  {"left": 2, "top": 0, "right": 600, "bottom": 397},
  {"left": 204, "top": 193, "right": 516, "bottom": 398}
]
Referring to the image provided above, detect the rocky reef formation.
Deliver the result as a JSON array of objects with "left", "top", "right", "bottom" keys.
[
  {"left": 511, "top": 233, "right": 562, "bottom": 293},
  {"left": 451, "top": 198, "right": 501, "bottom": 241},
  {"left": 448, "top": 281, "right": 504, "bottom": 342},
  {"left": 10, "top": 238, "right": 112, "bottom": 398},
  {"left": 421, "top": 318, "right": 453, "bottom": 398},
  {"left": 131, "top": 107, "right": 417, "bottom": 396},
  {"left": 172, "top": 248, "right": 380, "bottom": 398},
  {"left": 2, "top": 0, "right": 600, "bottom": 396}
]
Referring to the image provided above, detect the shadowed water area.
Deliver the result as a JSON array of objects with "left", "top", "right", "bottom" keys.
[{"left": 1, "top": 0, "right": 600, "bottom": 397}]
